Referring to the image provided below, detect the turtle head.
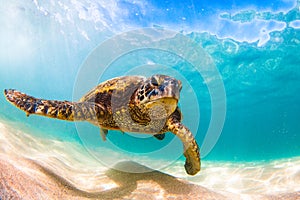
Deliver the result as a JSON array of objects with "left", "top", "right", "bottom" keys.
[{"left": 134, "top": 75, "right": 182, "bottom": 118}]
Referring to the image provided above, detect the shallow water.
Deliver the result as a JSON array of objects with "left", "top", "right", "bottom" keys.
[
  {"left": 1, "top": 119, "right": 299, "bottom": 197},
  {"left": 0, "top": 0, "right": 300, "bottom": 198}
]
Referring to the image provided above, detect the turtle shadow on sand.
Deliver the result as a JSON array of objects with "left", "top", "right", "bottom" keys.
[
  {"left": 104, "top": 161, "right": 193, "bottom": 196},
  {"left": 33, "top": 160, "right": 224, "bottom": 200}
]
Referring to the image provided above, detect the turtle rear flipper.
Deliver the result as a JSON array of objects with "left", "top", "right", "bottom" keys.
[
  {"left": 167, "top": 117, "right": 201, "bottom": 175},
  {"left": 4, "top": 89, "right": 106, "bottom": 122}
]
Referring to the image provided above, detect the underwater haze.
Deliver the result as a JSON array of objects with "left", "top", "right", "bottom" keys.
[{"left": 0, "top": 0, "right": 300, "bottom": 198}]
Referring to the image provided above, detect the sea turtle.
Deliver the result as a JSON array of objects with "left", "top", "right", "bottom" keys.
[{"left": 4, "top": 74, "right": 200, "bottom": 175}]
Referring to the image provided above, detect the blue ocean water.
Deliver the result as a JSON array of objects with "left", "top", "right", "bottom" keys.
[{"left": 0, "top": 0, "right": 299, "bottom": 166}]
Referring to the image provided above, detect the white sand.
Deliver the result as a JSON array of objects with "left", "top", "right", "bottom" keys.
[{"left": 0, "top": 120, "right": 299, "bottom": 199}]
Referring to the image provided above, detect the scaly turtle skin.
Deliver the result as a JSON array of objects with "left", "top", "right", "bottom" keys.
[{"left": 4, "top": 75, "right": 200, "bottom": 175}]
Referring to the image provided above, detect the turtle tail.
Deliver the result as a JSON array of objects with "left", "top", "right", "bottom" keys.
[
  {"left": 167, "top": 117, "right": 201, "bottom": 175},
  {"left": 4, "top": 89, "right": 102, "bottom": 122}
]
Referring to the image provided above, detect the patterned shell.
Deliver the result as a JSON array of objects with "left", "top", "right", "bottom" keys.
[{"left": 79, "top": 76, "right": 145, "bottom": 104}]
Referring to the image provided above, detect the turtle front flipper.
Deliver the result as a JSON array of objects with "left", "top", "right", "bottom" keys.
[
  {"left": 4, "top": 89, "right": 106, "bottom": 123},
  {"left": 167, "top": 117, "right": 201, "bottom": 175}
]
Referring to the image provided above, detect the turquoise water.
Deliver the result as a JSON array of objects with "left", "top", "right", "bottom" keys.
[{"left": 0, "top": 0, "right": 299, "bottom": 168}]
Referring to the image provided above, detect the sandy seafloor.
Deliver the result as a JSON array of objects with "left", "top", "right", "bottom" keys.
[{"left": 0, "top": 119, "right": 299, "bottom": 200}]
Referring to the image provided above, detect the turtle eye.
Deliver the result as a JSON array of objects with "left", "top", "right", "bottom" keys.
[
  {"left": 158, "top": 85, "right": 165, "bottom": 92},
  {"left": 146, "top": 89, "right": 158, "bottom": 97},
  {"left": 151, "top": 77, "right": 159, "bottom": 86}
]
